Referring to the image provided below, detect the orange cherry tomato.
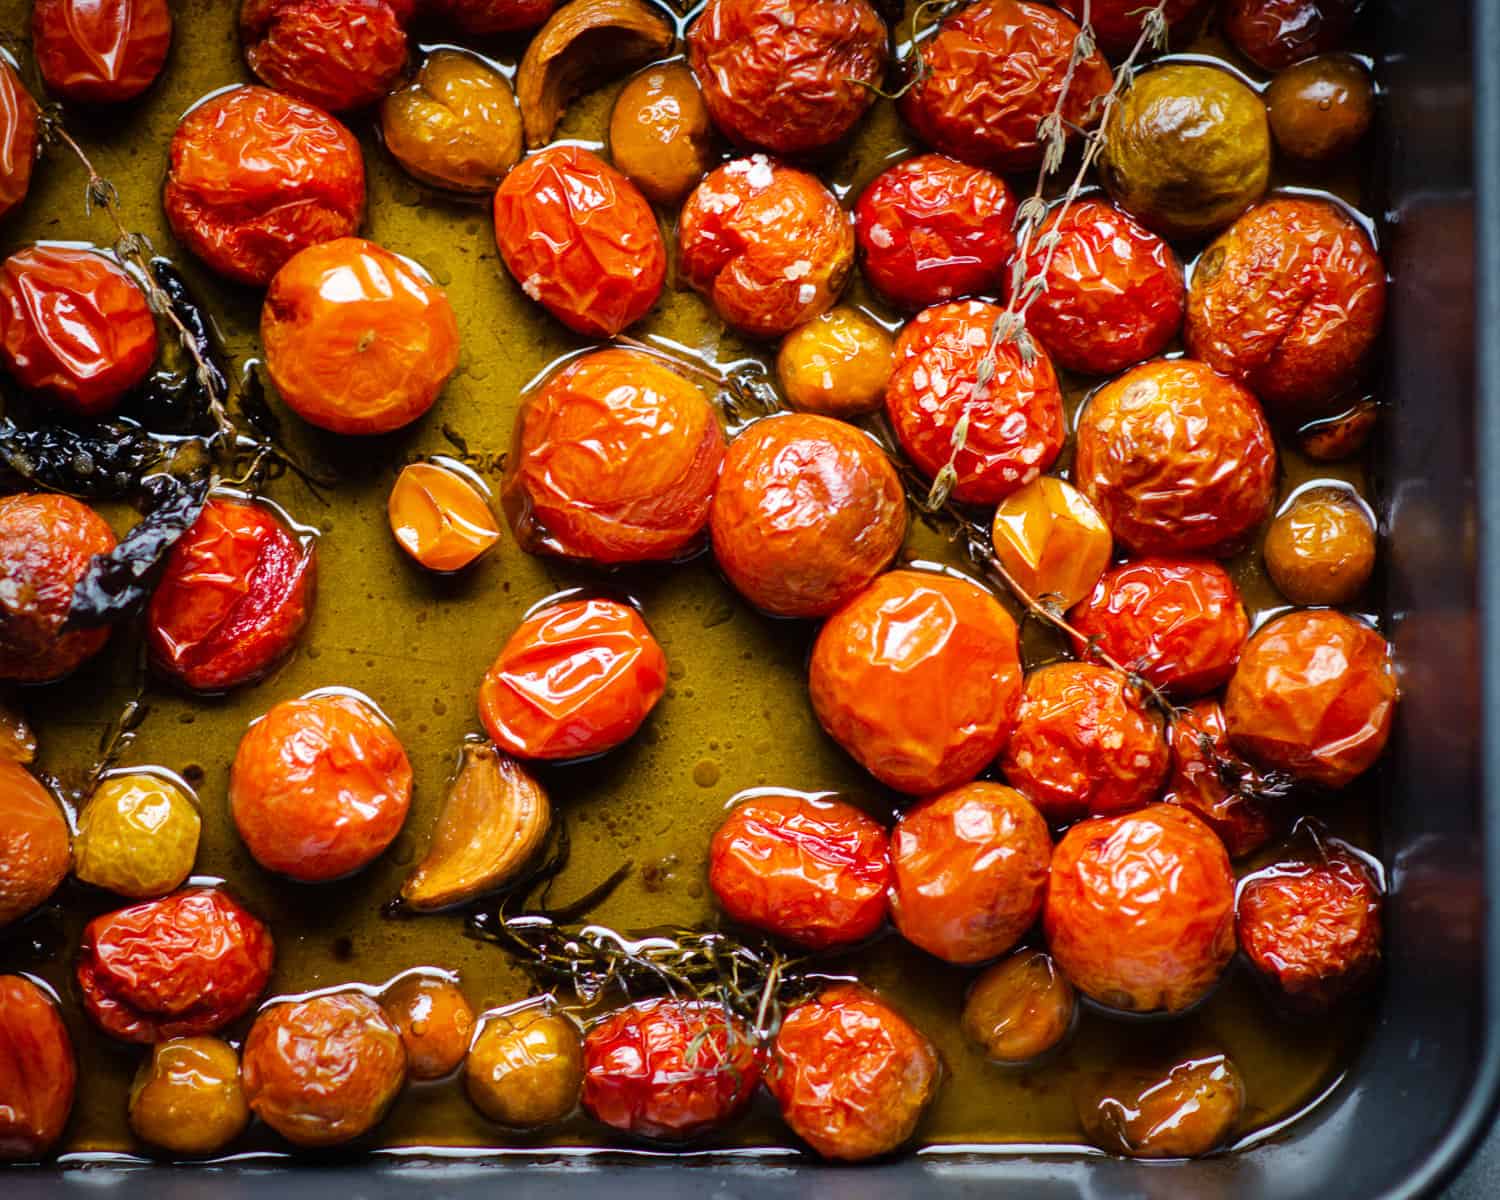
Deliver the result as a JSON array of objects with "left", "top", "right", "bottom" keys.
[
  {"left": 991, "top": 476, "right": 1113, "bottom": 611},
  {"left": 1078, "top": 1050, "right": 1245, "bottom": 1158},
  {"left": 0, "top": 759, "right": 69, "bottom": 929},
  {"left": 230, "top": 692, "right": 413, "bottom": 881},
  {"left": 32, "top": 0, "right": 172, "bottom": 104},
  {"left": 1264, "top": 486, "right": 1377, "bottom": 606},
  {"left": 146, "top": 496, "right": 316, "bottom": 693},
  {"left": 0, "top": 245, "right": 159, "bottom": 418},
  {"left": 0, "top": 975, "right": 76, "bottom": 1162},
  {"left": 1056, "top": 0, "right": 1209, "bottom": 58},
  {"left": 428, "top": 0, "right": 556, "bottom": 34},
  {"left": 380, "top": 975, "right": 475, "bottom": 1081},
  {"left": 493, "top": 145, "right": 665, "bottom": 338},
  {"left": 164, "top": 86, "right": 366, "bottom": 287},
  {"left": 1045, "top": 804, "right": 1235, "bottom": 1013},
  {"left": 503, "top": 349, "right": 725, "bottom": 565},
  {"left": 775, "top": 307, "right": 894, "bottom": 419},
  {"left": 1163, "top": 699, "right": 1278, "bottom": 859},
  {"left": 808, "top": 569, "right": 1023, "bottom": 795},
  {"left": 388, "top": 462, "right": 500, "bottom": 572},
  {"left": 609, "top": 65, "right": 715, "bottom": 208},
  {"left": 240, "top": 0, "right": 409, "bottom": 114},
  {"left": 1224, "top": 0, "right": 1359, "bottom": 71},
  {"left": 709, "top": 413, "right": 906, "bottom": 619},
  {"left": 0, "top": 60, "right": 39, "bottom": 223}
]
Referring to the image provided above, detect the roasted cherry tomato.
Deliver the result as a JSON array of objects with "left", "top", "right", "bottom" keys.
[
  {"left": 776, "top": 307, "right": 894, "bottom": 418},
  {"left": 768, "top": 984, "right": 939, "bottom": 1162},
  {"left": 708, "top": 791, "right": 891, "bottom": 950},
  {"left": 609, "top": 65, "right": 714, "bottom": 208},
  {"left": 32, "top": 0, "right": 172, "bottom": 104},
  {"left": 1020, "top": 198, "right": 1185, "bottom": 376},
  {"left": 1074, "top": 358, "right": 1277, "bottom": 557},
  {"left": 428, "top": 0, "right": 556, "bottom": 34},
  {"left": 0, "top": 975, "right": 75, "bottom": 1162},
  {"left": 709, "top": 414, "right": 906, "bottom": 618},
  {"left": 128, "top": 1037, "right": 249, "bottom": 1156},
  {"left": 466, "top": 1003, "right": 583, "bottom": 1129},
  {"left": 388, "top": 461, "right": 500, "bottom": 573},
  {"left": 1078, "top": 1051, "right": 1245, "bottom": 1159},
  {"left": 1264, "top": 486, "right": 1376, "bottom": 605},
  {"left": 885, "top": 300, "right": 1065, "bottom": 505},
  {"left": 493, "top": 145, "right": 664, "bottom": 338},
  {"left": 900, "top": 0, "right": 1112, "bottom": 173},
  {"left": 679, "top": 156, "right": 854, "bottom": 339},
  {"left": 1056, "top": 0, "right": 1209, "bottom": 58},
  {"left": 687, "top": 0, "right": 886, "bottom": 155},
  {"left": 962, "top": 948, "right": 1076, "bottom": 1064},
  {"left": 1000, "top": 663, "right": 1169, "bottom": 825},
  {"left": 479, "top": 598, "right": 667, "bottom": 761},
  {"left": 1163, "top": 700, "right": 1278, "bottom": 859},
  {"left": 0, "top": 59, "right": 39, "bottom": 223},
  {"left": 76, "top": 888, "right": 275, "bottom": 1043},
  {"left": 582, "top": 997, "right": 762, "bottom": 1142},
  {"left": 1224, "top": 609, "right": 1397, "bottom": 789},
  {"left": 262, "top": 237, "right": 460, "bottom": 435},
  {"left": 0, "top": 493, "right": 116, "bottom": 684},
  {"left": 991, "top": 476, "right": 1112, "bottom": 610},
  {"left": 0, "top": 245, "right": 159, "bottom": 418},
  {"left": 164, "top": 86, "right": 365, "bottom": 287},
  {"left": 382, "top": 49, "right": 521, "bottom": 194},
  {"left": 1044, "top": 804, "right": 1236, "bottom": 1013},
  {"left": 1267, "top": 54, "right": 1375, "bottom": 163},
  {"left": 809, "top": 569, "right": 1023, "bottom": 795},
  {"left": 72, "top": 772, "right": 201, "bottom": 899},
  {"left": 503, "top": 349, "right": 724, "bottom": 564},
  {"left": 889, "top": 782, "right": 1050, "bottom": 964},
  {"left": 146, "top": 496, "right": 316, "bottom": 693},
  {"left": 0, "top": 759, "right": 68, "bottom": 929},
  {"left": 1224, "top": 0, "right": 1359, "bottom": 72},
  {"left": 854, "top": 154, "right": 1018, "bottom": 310},
  {"left": 240, "top": 0, "right": 408, "bottom": 114},
  {"left": 1069, "top": 559, "right": 1250, "bottom": 697},
  {"left": 242, "top": 992, "right": 407, "bottom": 1147},
  {"left": 380, "top": 975, "right": 475, "bottom": 1081}
]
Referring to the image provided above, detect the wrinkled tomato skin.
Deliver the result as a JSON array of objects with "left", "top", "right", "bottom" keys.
[
  {"left": 679, "top": 156, "right": 854, "bottom": 339},
  {"left": 708, "top": 792, "right": 891, "bottom": 950},
  {"left": 1224, "top": 0, "right": 1359, "bottom": 72},
  {"left": 709, "top": 414, "right": 906, "bottom": 619},
  {"left": 479, "top": 599, "right": 668, "bottom": 761},
  {"left": 240, "top": 0, "right": 408, "bottom": 114},
  {"left": 0, "top": 493, "right": 117, "bottom": 684},
  {"left": 32, "top": 0, "right": 172, "bottom": 104},
  {"left": 1074, "top": 359, "right": 1278, "bottom": 557},
  {"left": 1163, "top": 700, "right": 1278, "bottom": 859},
  {"left": 1224, "top": 609, "right": 1398, "bottom": 789},
  {"left": 768, "top": 984, "right": 939, "bottom": 1162},
  {"left": 0, "top": 60, "right": 39, "bottom": 223},
  {"left": 164, "top": 86, "right": 365, "bottom": 287},
  {"left": 1045, "top": 804, "right": 1236, "bottom": 1013},
  {"left": 886, "top": 300, "right": 1065, "bottom": 505},
  {"left": 493, "top": 145, "right": 664, "bottom": 338},
  {"left": 1057, "top": 0, "right": 1209, "bottom": 58},
  {"left": 0, "top": 759, "right": 70, "bottom": 929},
  {"left": 900, "top": 0, "right": 1112, "bottom": 173},
  {"left": 1022, "top": 199, "right": 1186, "bottom": 377},
  {"left": 0, "top": 245, "right": 159, "bottom": 418},
  {"left": 1000, "top": 663, "right": 1170, "bottom": 825},
  {"left": 688, "top": 0, "right": 887, "bottom": 156},
  {"left": 1186, "top": 198, "right": 1386, "bottom": 417},
  {"left": 854, "top": 154, "right": 1018, "bottom": 311},
  {"left": 230, "top": 693, "right": 412, "bottom": 881},
  {"left": 582, "top": 997, "right": 762, "bottom": 1142},
  {"left": 76, "top": 888, "right": 276, "bottom": 1044},
  {"left": 808, "top": 569, "right": 1023, "bottom": 796},
  {"left": 429, "top": 0, "right": 556, "bottom": 34},
  {"left": 1068, "top": 558, "right": 1250, "bottom": 698},
  {"left": 0, "top": 975, "right": 76, "bottom": 1162}
]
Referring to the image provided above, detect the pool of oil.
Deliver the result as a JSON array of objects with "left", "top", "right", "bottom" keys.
[{"left": 0, "top": 0, "right": 1384, "bottom": 1164}]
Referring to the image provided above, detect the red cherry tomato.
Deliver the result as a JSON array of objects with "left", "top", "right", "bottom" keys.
[
  {"left": 1056, "top": 0, "right": 1210, "bottom": 58},
  {"left": 0, "top": 975, "right": 76, "bottom": 1162},
  {"left": 428, "top": 0, "right": 556, "bottom": 33},
  {"left": 1224, "top": 0, "right": 1359, "bottom": 72},
  {"left": 32, "top": 0, "right": 172, "bottom": 104},
  {"left": 1163, "top": 699, "right": 1278, "bottom": 859},
  {"left": 0, "top": 60, "right": 39, "bottom": 223},
  {"left": 0, "top": 760, "right": 70, "bottom": 930},
  {"left": 240, "top": 0, "right": 409, "bottom": 113}
]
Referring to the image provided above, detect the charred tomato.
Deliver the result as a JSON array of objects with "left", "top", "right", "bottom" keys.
[
  {"left": 1224, "top": 0, "right": 1359, "bottom": 72},
  {"left": 0, "top": 759, "right": 69, "bottom": 929},
  {"left": 240, "top": 0, "right": 409, "bottom": 114},
  {"left": 1163, "top": 700, "right": 1279, "bottom": 859},
  {"left": 0, "top": 60, "right": 39, "bottom": 223},
  {"left": 32, "top": 0, "right": 172, "bottom": 104},
  {"left": 0, "top": 975, "right": 75, "bottom": 1162}
]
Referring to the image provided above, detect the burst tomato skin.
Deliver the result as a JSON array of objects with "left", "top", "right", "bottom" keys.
[
  {"left": 76, "top": 889, "right": 276, "bottom": 1044},
  {"left": 164, "top": 86, "right": 365, "bottom": 287},
  {"left": 1224, "top": 0, "right": 1359, "bottom": 72},
  {"left": 240, "top": 0, "right": 408, "bottom": 114},
  {"left": 479, "top": 599, "right": 667, "bottom": 761},
  {"left": 709, "top": 414, "right": 906, "bottom": 619},
  {"left": 493, "top": 145, "right": 664, "bottom": 338},
  {"left": 708, "top": 792, "right": 891, "bottom": 950},
  {"left": 0, "top": 60, "right": 39, "bottom": 223},
  {"left": 1044, "top": 804, "right": 1236, "bottom": 1013},
  {"left": 854, "top": 154, "right": 1018, "bottom": 311},
  {"left": 809, "top": 569, "right": 1023, "bottom": 796},
  {"left": 1057, "top": 0, "right": 1209, "bottom": 58},
  {"left": 582, "top": 997, "right": 762, "bottom": 1142},
  {"left": 429, "top": 0, "right": 556, "bottom": 33},
  {"left": 0, "top": 760, "right": 70, "bottom": 929},
  {"left": 146, "top": 497, "right": 316, "bottom": 693},
  {"left": 679, "top": 156, "right": 854, "bottom": 339},
  {"left": 0, "top": 975, "right": 76, "bottom": 1162},
  {"left": 32, "top": 0, "right": 172, "bottom": 104},
  {"left": 1163, "top": 700, "right": 1278, "bottom": 859}
]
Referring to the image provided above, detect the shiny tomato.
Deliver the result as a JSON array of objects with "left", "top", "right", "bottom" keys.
[
  {"left": 1044, "top": 804, "right": 1236, "bottom": 1013},
  {"left": 609, "top": 65, "right": 714, "bottom": 209},
  {"left": 503, "top": 349, "right": 724, "bottom": 564},
  {"left": 164, "top": 86, "right": 365, "bottom": 287},
  {"left": 775, "top": 307, "right": 894, "bottom": 418},
  {"left": 493, "top": 145, "right": 664, "bottom": 338},
  {"left": 687, "top": 0, "right": 887, "bottom": 156},
  {"left": 0, "top": 60, "right": 38, "bottom": 223},
  {"left": 1056, "top": 0, "right": 1209, "bottom": 58},
  {"left": 582, "top": 997, "right": 762, "bottom": 1142},
  {"left": 1224, "top": 609, "right": 1397, "bottom": 789},
  {"left": 76, "top": 888, "right": 275, "bottom": 1043},
  {"left": 428, "top": 0, "right": 556, "bottom": 33},
  {"left": 1074, "top": 358, "right": 1277, "bottom": 557},
  {"left": 709, "top": 414, "right": 906, "bottom": 619},
  {"left": 1078, "top": 1051, "right": 1245, "bottom": 1159},
  {"left": 885, "top": 300, "right": 1065, "bottom": 505},
  {"left": 0, "top": 976, "right": 75, "bottom": 1162},
  {"left": 0, "top": 760, "right": 69, "bottom": 929},
  {"left": 708, "top": 791, "right": 891, "bottom": 949},
  {"left": 1224, "top": 0, "right": 1359, "bottom": 72},
  {"left": 1263, "top": 486, "right": 1377, "bottom": 606},
  {"left": 32, "top": 0, "right": 172, "bottom": 103},
  {"left": 768, "top": 984, "right": 939, "bottom": 1162},
  {"left": 240, "top": 0, "right": 408, "bottom": 113},
  {"left": 0, "top": 245, "right": 158, "bottom": 418},
  {"left": 1163, "top": 700, "right": 1278, "bottom": 859},
  {"left": 853, "top": 154, "right": 1018, "bottom": 311},
  {"left": 127, "top": 1036, "right": 249, "bottom": 1156},
  {"left": 808, "top": 569, "right": 1023, "bottom": 795},
  {"left": 900, "top": 0, "right": 1112, "bottom": 173},
  {"left": 380, "top": 976, "right": 474, "bottom": 1081}
]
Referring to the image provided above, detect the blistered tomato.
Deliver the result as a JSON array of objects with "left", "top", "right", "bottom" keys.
[
  {"left": 0, "top": 60, "right": 39, "bottom": 223},
  {"left": 240, "top": 0, "right": 408, "bottom": 113},
  {"left": 164, "top": 86, "right": 365, "bottom": 287},
  {"left": 1163, "top": 700, "right": 1278, "bottom": 859},
  {"left": 991, "top": 476, "right": 1113, "bottom": 610},
  {"left": 0, "top": 759, "right": 69, "bottom": 929},
  {"left": 609, "top": 65, "right": 714, "bottom": 208},
  {"left": 146, "top": 496, "right": 316, "bottom": 693},
  {"left": 679, "top": 156, "right": 854, "bottom": 339},
  {"left": 1078, "top": 1051, "right": 1245, "bottom": 1159},
  {"left": 1056, "top": 0, "right": 1209, "bottom": 58},
  {"left": 465, "top": 1003, "right": 583, "bottom": 1129},
  {"left": 1263, "top": 487, "right": 1377, "bottom": 606},
  {"left": 885, "top": 300, "right": 1065, "bottom": 505},
  {"left": 389, "top": 462, "right": 500, "bottom": 572},
  {"left": 76, "top": 888, "right": 276, "bottom": 1043},
  {"left": 380, "top": 975, "right": 475, "bottom": 1080},
  {"left": 128, "top": 1037, "right": 249, "bottom": 1156},
  {"left": 32, "top": 0, "right": 172, "bottom": 103},
  {"left": 382, "top": 49, "right": 522, "bottom": 194},
  {"left": 428, "top": 0, "right": 556, "bottom": 34},
  {"left": 962, "top": 948, "right": 1076, "bottom": 1064},
  {"left": 72, "top": 772, "right": 201, "bottom": 899},
  {"left": 776, "top": 308, "right": 894, "bottom": 418},
  {"left": 0, "top": 975, "right": 76, "bottom": 1162},
  {"left": 808, "top": 569, "right": 1023, "bottom": 795},
  {"left": 1224, "top": 0, "right": 1359, "bottom": 71}
]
